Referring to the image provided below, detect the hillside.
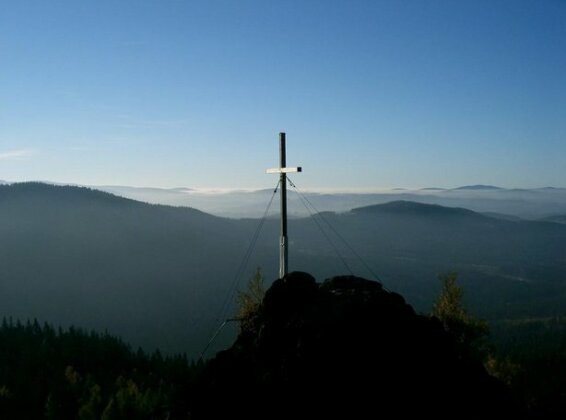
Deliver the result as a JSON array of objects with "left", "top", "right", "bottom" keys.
[
  {"left": 0, "top": 320, "right": 194, "bottom": 419},
  {"left": 93, "top": 183, "right": 566, "bottom": 219},
  {"left": 542, "top": 214, "right": 566, "bottom": 224},
  {"left": 351, "top": 200, "right": 491, "bottom": 219},
  {"left": 2, "top": 183, "right": 566, "bottom": 356},
  {"left": 291, "top": 201, "right": 566, "bottom": 319},
  {"left": 0, "top": 273, "right": 538, "bottom": 419},
  {"left": 0, "top": 183, "right": 254, "bottom": 355},
  {"left": 454, "top": 184, "right": 503, "bottom": 190}
]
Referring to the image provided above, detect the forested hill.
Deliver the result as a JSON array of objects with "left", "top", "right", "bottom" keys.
[
  {"left": 302, "top": 200, "right": 566, "bottom": 318},
  {"left": 351, "top": 200, "right": 492, "bottom": 220},
  {"left": 0, "top": 319, "right": 194, "bottom": 419},
  {"left": 0, "top": 274, "right": 525, "bottom": 419},
  {"left": 0, "top": 182, "right": 221, "bottom": 225},
  {"left": 0, "top": 182, "right": 252, "bottom": 356},
  {"left": 2, "top": 182, "right": 566, "bottom": 356}
]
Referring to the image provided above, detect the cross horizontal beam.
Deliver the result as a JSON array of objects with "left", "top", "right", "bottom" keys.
[{"left": 266, "top": 167, "right": 302, "bottom": 174}]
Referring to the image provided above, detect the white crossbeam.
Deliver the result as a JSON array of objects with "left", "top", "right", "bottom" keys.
[{"left": 265, "top": 167, "right": 302, "bottom": 174}]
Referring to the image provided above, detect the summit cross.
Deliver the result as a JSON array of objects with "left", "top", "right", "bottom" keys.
[{"left": 266, "top": 132, "right": 302, "bottom": 279}]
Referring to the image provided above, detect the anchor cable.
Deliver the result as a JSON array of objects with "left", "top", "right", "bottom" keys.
[
  {"left": 200, "top": 180, "right": 280, "bottom": 360},
  {"left": 288, "top": 177, "right": 384, "bottom": 284}
]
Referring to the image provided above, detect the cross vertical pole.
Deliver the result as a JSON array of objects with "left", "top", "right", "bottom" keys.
[
  {"left": 279, "top": 132, "right": 288, "bottom": 279},
  {"left": 266, "top": 132, "right": 302, "bottom": 280}
]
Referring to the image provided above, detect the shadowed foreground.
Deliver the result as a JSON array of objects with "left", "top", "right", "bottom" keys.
[{"left": 191, "top": 272, "right": 521, "bottom": 419}]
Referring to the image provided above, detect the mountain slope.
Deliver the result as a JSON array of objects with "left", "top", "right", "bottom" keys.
[
  {"left": 0, "top": 183, "right": 250, "bottom": 355},
  {"left": 351, "top": 200, "right": 492, "bottom": 220},
  {"left": 541, "top": 214, "right": 566, "bottom": 224},
  {"left": 290, "top": 200, "right": 566, "bottom": 319},
  {"left": 453, "top": 184, "right": 503, "bottom": 190},
  {"left": 2, "top": 183, "right": 566, "bottom": 356},
  {"left": 90, "top": 183, "right": 566, "bottom": 219}
]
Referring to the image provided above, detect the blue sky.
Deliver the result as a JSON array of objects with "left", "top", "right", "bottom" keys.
[{"left": 1, "top": 0, "right": 565, "bottom": 190}]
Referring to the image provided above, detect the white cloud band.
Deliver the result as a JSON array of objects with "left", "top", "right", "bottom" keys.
[{"left": 0, "top": 149, "right": 37, "bottom": 161}]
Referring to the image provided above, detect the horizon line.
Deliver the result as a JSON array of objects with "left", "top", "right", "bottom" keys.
[{"left": 2, "top": 179, "right": 565, "bottom": 193}]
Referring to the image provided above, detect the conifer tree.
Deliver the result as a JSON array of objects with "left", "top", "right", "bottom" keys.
[
  {"left": 237, "top": 268, "right": 265, "bottom": 333},
  {"left": 431, "top": 272, "right": 489, "bottom": 359}
]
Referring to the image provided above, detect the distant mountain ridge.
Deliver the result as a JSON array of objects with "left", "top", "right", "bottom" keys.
[
  {"left": 453, "top": 184, "right": 503, "bottom": 190},
  {"left": 90, "top": 182, "right": 566, "bottom": 219},
  {"left": 1, "top": 182, "right": 135, "bottom": 205},
  {"left": 351, "top": 200, "right": 489, "bottom": 220},
  {"left": 542, "top": 215, "right": 566, "bottom": 224},
  {"left": 4, "top": 180, "right": 566, "bottom": 219},
  {"left": 0, "top": 182, "right": 239, "bottom": 355},
  {"left": 2, "top": 182, "right": 566, "bottom": 356}
]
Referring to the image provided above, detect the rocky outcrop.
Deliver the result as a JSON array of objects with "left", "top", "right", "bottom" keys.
[{"left": 191, "top": 272, "right": 521, "bottom": 419}]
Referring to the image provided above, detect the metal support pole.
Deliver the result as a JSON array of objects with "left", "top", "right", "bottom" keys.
[
  {"left": 279, "top": 132, "right": 288, "bottom": 279},
  {"left": 266, "top": 132, "right": 301, "bottom": 280}
]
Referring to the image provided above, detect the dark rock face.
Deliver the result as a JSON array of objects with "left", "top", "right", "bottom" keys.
[{"left": 191, "top": 272, "right": 520, "bottom": 419}]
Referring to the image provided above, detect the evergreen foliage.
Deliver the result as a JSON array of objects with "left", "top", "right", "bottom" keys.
[
  {"left": 0, "top": 319, "right": 194, "bottom": 419},
  {"left": 0, "top": 249, "right": 563, "bottom": 419},
  {"left": 489, "top": 317, "right": 566, "bottom": 417},
  {"left": 236, "top": 268, "right": 265, "bottom": 333},
  {"left": 431, "top": 272, "right": 489, "bottom": 359}
]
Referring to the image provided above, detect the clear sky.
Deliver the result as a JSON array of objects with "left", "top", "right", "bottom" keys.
[{"left": 1, "top": 0, "right": 565, "bottom": 190}]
